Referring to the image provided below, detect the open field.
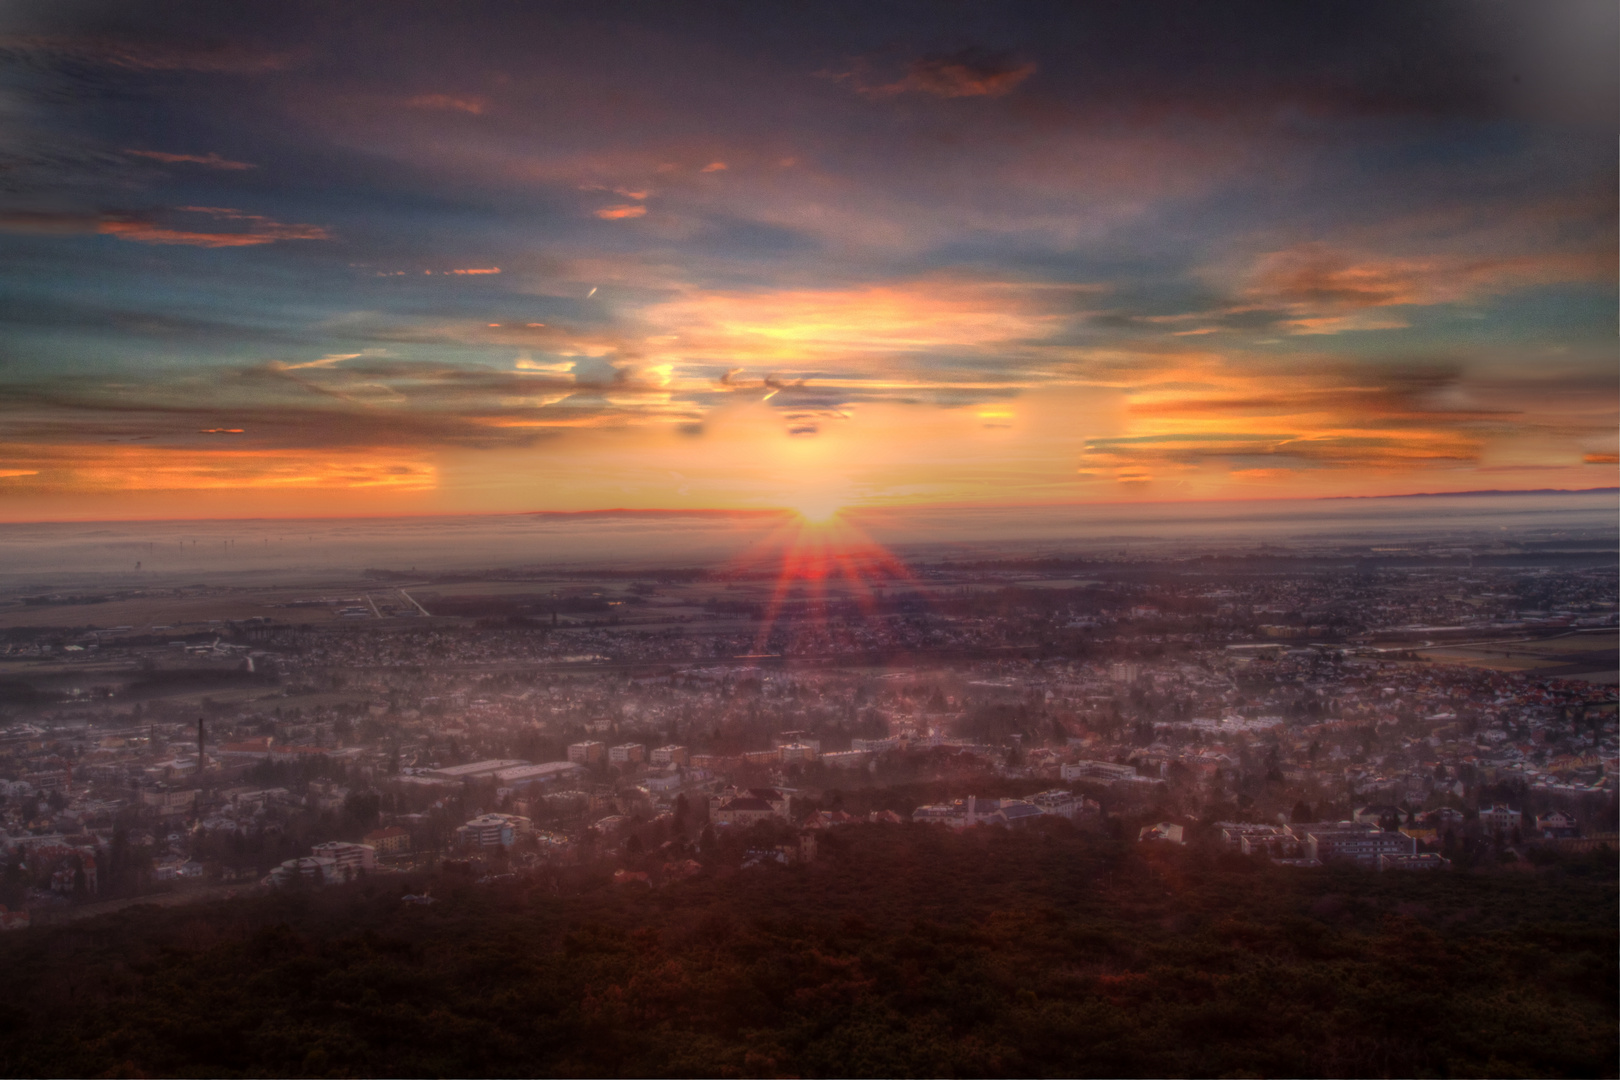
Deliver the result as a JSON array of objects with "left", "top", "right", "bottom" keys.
[{"left": 1417, "top": 631, "right": 1619, "bottom": 683}]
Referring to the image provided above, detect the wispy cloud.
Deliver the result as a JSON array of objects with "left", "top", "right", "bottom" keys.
[
  {"left": 406, "top": 93, "right": 487, "bottom": 115},
  {"left": 126, "top": 149, "right": 255, "bottom": 170},
  {"left": 829, "top": 49, "right": 1037, "bottom": 99},
  {"left": 0, "top": 34, "right": 294, "bottom": 73},
  {"left": 0, "top": 207, "right": 329, "bottom": 247}
]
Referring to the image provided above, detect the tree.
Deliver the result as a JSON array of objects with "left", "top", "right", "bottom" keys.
[
  {"left": 1290, "top": 801, "right": 1315, "bottom": 824},
  {"left": 344, "top": 789, "right": 381, "bottom": 830}
]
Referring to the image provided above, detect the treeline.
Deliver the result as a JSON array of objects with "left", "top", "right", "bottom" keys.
[{"left": 0, "top": 823, "right": 1613, "bottom": 1078}]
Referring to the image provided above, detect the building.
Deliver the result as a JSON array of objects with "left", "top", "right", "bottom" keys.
[
  {"left": 215, "top": 737, "right": 275, "bottom": 760},
  {"left": 1378, "top": 852, "right": 1450, "bottom": 871},
  {"left": 1217, "top": 822, "right": 1285, "bottom": 846},
  {"left": 567, "top": 741, "right": 606, "bottom": 766},
  {"left": 1353, "top": 804, "right": 1402, "bottom": 826},
  {"left": 267, "top": 856, "right": 338, "bottom": 888},
  {"left": 779, "top": 742, "right": 819, "bottom": 764},
  {"left": 1535, "top": 811, "right": 1579, "bottom": 838},
  {"left": 772, "top": 732, "right": 821, "bottom": 754},
  {"left": 1479, "top": 804, "right": 1523, "bottom": 834},
  {"left": 803, "top": 810, "right": 860, "bottom": 829},
  {"left": 820, "top": 750, "right": 870, "bottom": 769},
  {"left": 1300, "top": 823, "right": 1415, "bottom": 866},
  {"left": 139, "top": 786, "right": 198, "bottom": 811},
  {"left": 650, "top": 745, "right": 689, "bottom": 767},
  {"left": 711, "top": 795, "right": 778, "bottom": 826},
  {"left": 608, "top": 743, "right": 646, "bottom": 766},
  {"left": 426, "top": 759, "right": 527, "bottom": 782},
  {"left": 493, "top": 761, "right": 586, "bottom": 791},
  {"left": 993, "top": 800, "right": 1046, "bottom": 827},
  {"left": 1139, "top": 822, "right": 1185, "bottom": 844},
  {"left": 910, "top": 795, "right": 1019, "bottom": 829},
  {"left": 711, "top": 787, "right": 793, "bottom": 826},
  {"left": 1234, "top": 826, "right": 1303, "bottom": 860},
  {"left": 310, "top": 841, "right": 376, "bottom": 879},
  {"left": 456, "top": 813, "right": 532, "bottom": 849},
  {"left": 363, "top": 826, "right": 411, "bottom": 855},
  {"left": 26, "top": 769, "right": 71, "bottom": 792},
  {"left": 1029, "top": 790, "right": 1096, "bottom": 819},
  {"left": 1109, "top": 662, "right": 1141, "bottom": 684},
  {"left": 1061, "top": 760, "right": 1138, "bottom": 783},
  {"left": 851, "top": 737, "right": 899, "bottom": 753}
]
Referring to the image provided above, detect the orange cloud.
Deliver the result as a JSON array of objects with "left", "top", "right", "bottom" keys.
[
  {"left": 1584, "top": 452, "right": 1619, "bottom": 465},
  {"left": 0, "top": 445, "right": 437, "bottom": 494},
  {"left": 700, "top": 161, "right": 728, "bottom": 173},
  {"left": 126, "top": 149, "right": 255, "bottom": 170},
  {"left": 447, "top": 267, "right": 501, "bottom": 275},
  {"left": 639, "top": 278, "right": 1086, "bottom": 367},
  {"left": 1232, "top": 244, "right": 1610, "bottom": 334},
  {"left": 0, "top": 207, "right": 329, "bottom": 247},
  {"left": 595, "top": 204, "right": 648, "bottom": 220}
]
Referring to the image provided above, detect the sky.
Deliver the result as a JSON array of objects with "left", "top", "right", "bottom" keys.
[{"left": 0, "top": 0, "right": 1615, "bottom": 521}]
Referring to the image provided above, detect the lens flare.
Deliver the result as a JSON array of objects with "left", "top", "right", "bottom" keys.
[{"left": 717, "top": 510, "right": 919, "bottom": 659}]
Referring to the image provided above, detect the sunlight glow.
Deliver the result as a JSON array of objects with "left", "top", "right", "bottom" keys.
[{"left": 788, "top": 493, "right": 845, "bottom": 524}]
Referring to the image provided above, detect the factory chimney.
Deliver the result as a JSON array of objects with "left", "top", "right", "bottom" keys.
[{"left": 197, "top": 717, "right": 206, "bottom": 773}]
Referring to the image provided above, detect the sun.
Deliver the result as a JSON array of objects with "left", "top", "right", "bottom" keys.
[{"left": 786, "top": 492, "right": 845, "bottom": 524}]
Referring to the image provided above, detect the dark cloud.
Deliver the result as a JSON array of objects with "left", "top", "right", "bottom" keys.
[
  {"left": 832, "top": 48, "right": 1036, "bottom": 99},
  {"left": 0, "top": 32, "right": 294, "bottom": 74}
]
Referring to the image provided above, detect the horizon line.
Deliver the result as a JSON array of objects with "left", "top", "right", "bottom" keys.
[{"left": 0, "top": 485, "right": 1614, "bottom": 528}]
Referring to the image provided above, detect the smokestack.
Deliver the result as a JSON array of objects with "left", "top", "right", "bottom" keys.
[{"left": 197, "top": 717, "right": 205, "bottom": 773}]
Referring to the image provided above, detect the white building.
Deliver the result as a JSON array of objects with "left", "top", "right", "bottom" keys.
[
  {"left": 267, "top": 856, "right": 338, "bottom": 887},
  {"left": 310, "top": 841, "right": 376, "bottom": 880},
  {"left": 426, "top": 759, "right": 527, "bottom": 781},
  {"left": 456, "top": 813, "right": 531, "bottom": 849},
  {"left": 609, "top": 743, "right": 646, "bottom": 766},
  {"left": 650, "top": 745, "right": 689, "bottom": 767},
  {"left": 1299, "top": 822, "right": 1415, "bottom": 866},
  {"left": 493, "top": 761, "right": 586, "bottom": 791}
]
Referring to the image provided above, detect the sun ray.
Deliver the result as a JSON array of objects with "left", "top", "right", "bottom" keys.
[{"left": 715, "top": 508, "right": 924, "bottom": 658}]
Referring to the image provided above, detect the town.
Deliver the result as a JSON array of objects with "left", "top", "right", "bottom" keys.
[{"left": 0, "top": 542, "right": 1614, "bottom": 927}]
